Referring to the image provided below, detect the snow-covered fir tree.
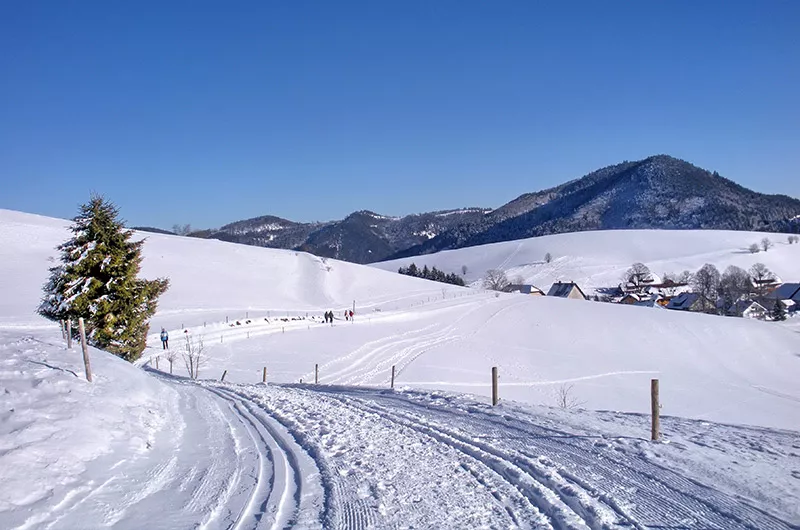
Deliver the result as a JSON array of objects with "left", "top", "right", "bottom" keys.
[{"left": 39, "top": 195, "right": 169, "bottom": 361}]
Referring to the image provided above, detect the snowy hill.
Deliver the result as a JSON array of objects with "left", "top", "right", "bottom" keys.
[
  {"left": 1, "top": 208, "right": 799, "bottom": 528},
  {"left": 376, "top": 228, "right": 800, "bottom": 296}
]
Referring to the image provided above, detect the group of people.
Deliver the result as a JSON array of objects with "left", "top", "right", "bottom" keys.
[{"left": 322, "top": 309, "right": 354, "bottom": 324}]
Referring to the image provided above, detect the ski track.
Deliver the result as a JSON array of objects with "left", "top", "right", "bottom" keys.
[{"left": 281, "top": 385, "right": 798, "bottom": 530}]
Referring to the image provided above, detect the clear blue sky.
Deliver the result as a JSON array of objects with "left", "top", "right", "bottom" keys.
[{"left": 1, "top": 1, "right": 798, "bottom": 229}]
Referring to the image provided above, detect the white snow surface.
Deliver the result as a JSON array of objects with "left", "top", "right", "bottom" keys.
[
  {"left": 1, "top": 208, "right": 799, "bottom": 528},
  {"left": 375, "top": 229, "right": 800, "bottom": 294}
]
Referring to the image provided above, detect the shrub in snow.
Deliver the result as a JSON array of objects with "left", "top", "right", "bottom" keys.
[
  {"left": 748, "top": 243, "right": 760, "bottom": 254},
  {"left": 761, "top": 237, "right": 772, "bottom": 252},
  {"left": 38, "top": 195, "right": 169, "bottom": 361}
]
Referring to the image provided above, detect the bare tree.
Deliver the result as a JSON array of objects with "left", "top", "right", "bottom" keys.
[
  {"left": 788, "top": 235, "right": 799, "bottom": 244},
  {"left": 483, "top": 269, "right": 510, "bottom": 292},
  {"left": 692, "top": 263, "right": 721, "bottom": 313},
  {"left": 622, "top": 262, "right": 652, "bottom": 291},
  {"left": 676, "top": 270, "right": 694, "bottom": 285},
  {"left": 511, "top": 275, "right": 525, "bottom": 286},
  {"left": 556, "top": 384, "right": 584, "bottom": 409},
  {"left": 182, "top": 333, "right": 206, "bottom": 379},
  {"left": 748, "top": 263, "right": 776, "bottom": 295},
  {"left": 719, "top": 265, "right": 750, "bottom": 314},
  {"left": 461, "top": 265, "right": 468, "bottom": 276},
  {"left": 172, "top": 223, "right": 193, "bottom": 236},
  {"left": 761, "top": 237, "right": 772, "bottom": 252},
  {"left": 748, "top": 243, "right": 760, "bottom": 254},
  {"left": 165, "top": 345, "right": 178, "bottom": 375},
  {"left": 544, "top": 252, "right": 552, "bottom": 264}
]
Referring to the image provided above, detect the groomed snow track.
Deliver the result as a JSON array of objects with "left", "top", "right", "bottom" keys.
[{"left": 211, "top": 382, "right": 798, "bottom": 530}]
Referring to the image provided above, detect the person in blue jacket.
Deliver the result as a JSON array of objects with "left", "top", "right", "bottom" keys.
[{"left": 160, "top": 328, "right": 169, "bottom": 349}]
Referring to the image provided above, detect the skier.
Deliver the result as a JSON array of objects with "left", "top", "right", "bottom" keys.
[
  {"left": 349, "top": 309, "right": 354, "bottom": 321},
  {"left": 344, "top": 310, "right": 349, "bottom": 321},
  {"left": 160, "top": 328, "right": 169, "bottom": 349}
]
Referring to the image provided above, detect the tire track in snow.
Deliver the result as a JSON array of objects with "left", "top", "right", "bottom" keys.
[
  {"left": 204, "top": 386, "right": 325, "bottom": 530},
  {"left": 316, "top": 392, "right": 599, "bottom": 530},
  {"left": 322, "top": 388, "right": 797, "bottom": 530}
]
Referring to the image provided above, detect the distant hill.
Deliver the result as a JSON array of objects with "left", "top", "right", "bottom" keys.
[
  {"left": 187, "top": 155, "right": 800, "bottom": 263},
  {"left": 389, "top": 155, "right": 800, "bottom": 259}
]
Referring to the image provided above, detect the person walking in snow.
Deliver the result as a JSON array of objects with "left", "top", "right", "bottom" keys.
[
  {"left": 160, "top": 328, "right": 169, "bottom": 349},
  {"left": 344, "top": 310, "right": 349, "bottom": 321},
  {"left": 349, "top": 309, "right": 354, "bottom": 321}
]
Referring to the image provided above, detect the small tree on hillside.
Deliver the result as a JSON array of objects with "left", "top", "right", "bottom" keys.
[
  {"left": 461, "top": 265, "right": 468, "bottom": 276},
  {"left": 761, "top": 237, "right": 772, "bottom": 252},
  {"left": 771, "top": 300, "right": 787, "bottom": 322},
  {"left": 183, "top": 333, "right": 206, "bottom": 379},
  {"left": 484, "top": 269, "right": 510, "bottom": 292},
  {"left": 544, "top": 252, "right": 552, "bottom": 264},
  {"left": 172, "top": 223, "right": 193, "bottom": 236},
  {"left": 748, "top": 243, "right": 760, "bottom": 254},
  {"left": 39, "top": 195, "right": 170, "bottom": 361}
]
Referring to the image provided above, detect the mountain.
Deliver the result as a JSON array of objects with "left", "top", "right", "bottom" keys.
[
  {"left": 192, "top": 155, "right": 800, "bottom": 263},
  {"left": 199, "top": 208, "right": 490, "bottom": 264},
  {"left": 388, "top": 155, "right": 800, "bottom": 259}
]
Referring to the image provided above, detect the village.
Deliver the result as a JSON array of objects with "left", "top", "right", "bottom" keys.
[{"left": 505, "top": 255, "right": 799, "bottom": 322}]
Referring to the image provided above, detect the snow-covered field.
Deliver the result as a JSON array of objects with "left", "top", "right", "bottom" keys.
[
  {"left": 1, "top": 208, "right": 799, "bottom": 528},
  {"left": 375, "top": 229, "right": 800, "bottom": 295}
]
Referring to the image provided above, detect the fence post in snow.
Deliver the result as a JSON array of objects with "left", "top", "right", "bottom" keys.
[
  {"left": 651, "top": 379, "right": 660, "bottom": 441},
  {"left": 78, "top": 318, "right": 92, "bottom": 383},
  {"left": 492, "top": 366, "right": 498, "bottom": 406},
  {"left": 315, "top": 364, "right": 319, "bottom": 384},
  {"left": 247, "top": 331, "right": 250, "bottom": 339},
  {"left": 262, "top": 367, "right": 267, "bottom": 383},
  {"left": 391, "top": 365, "right": 396, "bottom": 389},
  {"left": 66, "top": 320, "right": 72, "bottom": 349},
  {"left": 221, "top": 370, "right": 227, "bottom": 382},
  {"left": 60, "top": 320, "right": 66, "bottom": 340}
]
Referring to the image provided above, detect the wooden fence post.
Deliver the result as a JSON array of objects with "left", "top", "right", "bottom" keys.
[
  {"left": 491, "top": 366, "right": 498, "bottom": 406},
  {"left": 391, "top": 365, "right": 396, "bottom": 389},
  {"left": 78, "top": 318, "right": 92, "bottom": 382},
  {"left": 262, "top": 366, "right": 267, "bottom": 383},
  {"left": 221, "top": 370, "right": 227, "bottom": 382},
  {"left": 651, "top": 379, "right": 660, "bottom": 441},
  {"left": 315, "top": 364, "right": 319, "bottom": 384},
  {"left": 66, "top": 320, "right": 72, "bottom": 349}
]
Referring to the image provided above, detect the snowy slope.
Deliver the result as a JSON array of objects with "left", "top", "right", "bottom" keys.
[
  {"left": 375, "top": 229, "right": 800, "bottom": 295},
  {"left": 2, "top": 208, "right": 799, "bottom": 528}
]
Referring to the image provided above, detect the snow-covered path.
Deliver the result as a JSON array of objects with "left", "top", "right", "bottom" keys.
[
  {"left": 13, "top": 376, "right": 324, "bottom": 530},
  {"left": 209, "top": 382, "right": 799, "bottom": 530}
]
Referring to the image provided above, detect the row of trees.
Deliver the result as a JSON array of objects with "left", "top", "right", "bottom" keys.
[
  {"left": 623, "top": 260, "right": 782, "bottom": 318},
  {"left": 39, "top": 196, "right": 170, "bottom": 361},
  {"left": 398, "top": 263, "right": 466, "bottom": 286}
]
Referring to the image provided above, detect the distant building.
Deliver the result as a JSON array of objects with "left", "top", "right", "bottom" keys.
[
  {"left": 729, "top": 299, "right": 769, "bottom": 320},
  {"left": 547, "top": 282, "right": 587, "bottom": 300},
  {"left": 765, "top": 283, "right": 800, "bottom": 309},
  {"left": 665, "top": 292, "right": 703, "bottom": 311},
  {"left": 506, "top": 284, "right": 545, "bottom": 296}
]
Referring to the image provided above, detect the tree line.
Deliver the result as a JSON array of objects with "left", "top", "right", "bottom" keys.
[{"left": 398, "top": 263, "right": 466, "bottom": 286}]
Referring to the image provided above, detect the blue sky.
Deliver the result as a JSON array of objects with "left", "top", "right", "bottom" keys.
[{"left": 1, "top": 1, "right": 798, "bottom": 228}]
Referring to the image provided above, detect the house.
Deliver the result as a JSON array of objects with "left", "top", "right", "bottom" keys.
[
  {"left": 665, "top": 292, "right": 703, "bottom": 311},
  {"left": 506, "top": 284, "right": 545, "bottom": 296},
  {"left": 547, "top": 282, "right": 587, "bottom": 300},
  {"left": 619, "top": 293, "right": 641, "bottom": 305},
  {"left": 729, "top": 299, "right": 769, "bottom": 320}
]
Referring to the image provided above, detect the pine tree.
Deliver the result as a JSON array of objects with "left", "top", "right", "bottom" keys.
[
  {"left": 39, "top": 195, "right": 169, "bottom": 361},
  {"left": 771, "top": 300, "right": 787, "bottom": 322}
]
